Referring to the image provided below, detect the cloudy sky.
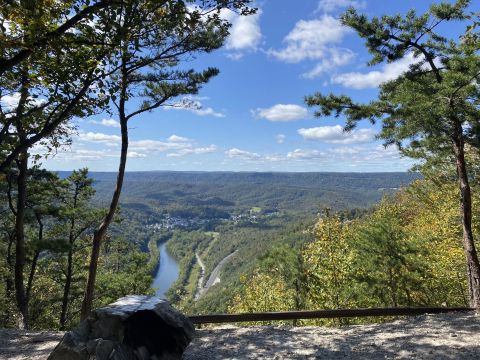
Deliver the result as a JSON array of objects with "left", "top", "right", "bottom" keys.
[{"left": 41, "top": 0, "right": 470, "bottom": 172}]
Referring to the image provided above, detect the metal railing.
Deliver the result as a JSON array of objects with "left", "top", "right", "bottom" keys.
[{"left": 188, "top": 307, "right": 474, "bottom": 324}]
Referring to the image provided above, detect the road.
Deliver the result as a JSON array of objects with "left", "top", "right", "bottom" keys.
[
  {"left": 195, "top": 250, "right": 238, "bottom": 301},
  {"left": 194, "top": 253, "right": 206, "bottom": 301}
]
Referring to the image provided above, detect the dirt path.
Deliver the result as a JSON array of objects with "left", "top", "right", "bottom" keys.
[
  {"left": 182, "top": 312, "right": 480, "bottom": 359},
  {"left": 1, "top": 313, "right": 479, "bottom": 359},
  {"left": 0, "top": 329, "right": 62, "bottom": 360}
]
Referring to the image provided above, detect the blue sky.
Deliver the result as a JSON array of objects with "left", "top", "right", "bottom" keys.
[{"left": 41, "top": 0, "right": 472, "bottom": 172}]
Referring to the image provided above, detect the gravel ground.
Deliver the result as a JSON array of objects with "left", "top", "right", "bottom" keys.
[
  {"left": 1, "top": 313, "right": 479, "bottom": 359},
  {"left": 0, "top": 329, "right": 63, "bottom": 360},
  {"left": 182, "top": 313, "right": 480, "bottom": 359}
]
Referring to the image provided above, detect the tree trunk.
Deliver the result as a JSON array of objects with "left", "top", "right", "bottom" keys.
[
  {"left": 14, "top": 151, "right": 28, "bottom": 329},
  {"left": 6, "top": 179, "right": 16, "bottom": 312},
  {"left": 80, "top": 59, "right": 129, "bottom": 320},
  {"left": 80, "top": 117, "right": 128, "bottom": 320},
  {"left": 3, "top": 233, "right": 15, "bottom": 325},
  {"left": 452, "top": 126, "right": 480, "bottom": 309},
  {"left": 60, "top": 186, "right": 78, "bottom": 328},
  {"left": 60, "top": 246, "right": 74, "bottom": 329},
  {"left": 26, "top": 214, "right": 43, "bottom": 306},
  {"left": 6, "top": 235, "right": 14, "bottom": 296},
  {"left": 26, "top": 250, "right": 40, "bottom": 306}
]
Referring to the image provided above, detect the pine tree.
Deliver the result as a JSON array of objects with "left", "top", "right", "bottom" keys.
[{"left": 306, "top": 0, "right": 480, "bottom": 308}]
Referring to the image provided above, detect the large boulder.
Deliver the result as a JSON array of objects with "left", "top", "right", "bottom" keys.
[{"left": 48, "top": 295, "right": 195, "bottom": 360}]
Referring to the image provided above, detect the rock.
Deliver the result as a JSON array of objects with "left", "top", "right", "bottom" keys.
[
  {"left": 87, "top": 339, "right": 101, "bottom": 354},
  {"left": 95, "top": 339, "right": 115, "bottom": 360},
  {"left": 48, "top": 295, "right": 195, "bottom": 360},
  {"left": 48, "top": 331, "right": 88, "bottom": 360}
]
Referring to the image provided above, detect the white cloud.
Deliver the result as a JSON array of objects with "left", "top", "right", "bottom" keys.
[
  {"left": 192, "top": 107, "right": 226, "bottom": 118},
  {"left": 316, "top": 0, "right": 366, "bottom": 13},
  {"left": 78, "top": 132, "right": 121, "bottom": 145},
  {"left": 130, "top": 136, "right": 218, "bottom": 157},
  {"left": 284, "top": 145, "right": 411, "bottom": 169},
  {"left": 77, "top": 132, "right": 211, "bottom": 155},
  {"left": 254, "top": 104, "right": 309, "bottom": 122},
  {"left": 269, "top": 15, "right": 351, "bottom": 63},
  {"left": 298, "top": 125, "right": 376, "bottom": 144},
  {"left": 0, "top": 92, "right": 46, "bottom": 113},
  {"left": 51, "top": 131, "right": 218, "bottom": 162},
  {"left": 302, "top": 48, "right": 355, "bottom": 78},
  {"left": 275, "top": 134, "right": 286, "bottom": 144},
  {"left": 226, "top": 53, "right": 244, "bottom": 61},
  {"left": 218, "top": 141, "right": 413, "bottom": 170},
  {"left": 263, "top": 155, "right": 284, "bottom": 162},
  {"left": 329, "top": 146, "right": 363, "bottom": 155},
  {"left": 225, "top": 148, "right": 261, "bottom": 161},
  {"left": 224, "top": 148, "right": 285, "bottom": 163},
  {"left": 287, "top": 149, "right": 326, "bottom": 160},
  {"left": 268, "top": 15, "right": 354, "bottom": 78},
  {"left": 127, "top": 151, "right": 147, "bottom": 158},
  {"left": 168, "top": 97, "right": 226, "bottom": 118},
  {"left": 222, "top": 9, "right": 262, "bottom": 52},
  {"left": 48, "top": 147, "right": 119, "bottom": 162},
  {"left": 168, "top": 135, "right": 190, "bottom": 143},
  {"left": 89, "top": 118, "right": 120, "bottom": 128},
  {"left": 129, "top": 139, "right": 187, "bottom": 152},
  {"left": 364, "top": 145, "right": 407, "bottom": 162},
  {"left": 189, "top": 145, "right": 217, "bottom": 154},
  {"left": 167, "top": 145, "right": 218, "bottom": 157},
  {"left": 332, "top": 53, "right": 418, "bottom": 89},
  {"left": 67, "top": 149, "right": 112, "bottom": 161},
  {"left": 185, "top": 5, "right": 262, "bottom": 57},
  {"left": 47, "top": 146, "right": 145, "bottom": 161},
  {"left": 0, "top": 93, "right": 21, "bottom": 110}
]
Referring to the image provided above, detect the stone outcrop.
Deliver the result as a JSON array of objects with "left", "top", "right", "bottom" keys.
[{"left": 48, "top": 295, "right": 195, "bottom": 360}]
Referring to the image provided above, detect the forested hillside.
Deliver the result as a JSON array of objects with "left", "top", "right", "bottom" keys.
[
  {"left": 231, "top": 176, "right": 478, "bottom": 323},
  {"left": 86, "top": 171, "right": 420, "bottom": 216},
  {"left": 86, "top": 171, "right": 420, "bottom": 314}
]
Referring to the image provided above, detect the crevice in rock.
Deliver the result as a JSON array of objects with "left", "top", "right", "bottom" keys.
[{"left": 123, "top": 310, "right": 184, "bottom": 357}]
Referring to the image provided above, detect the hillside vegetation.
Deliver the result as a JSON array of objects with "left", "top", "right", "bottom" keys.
[
  {"left": 230, "top": 177, "right": 478, "bottom": 324},
  {"left": 89, "top": 171, "right": 420, "bottom": 314}
]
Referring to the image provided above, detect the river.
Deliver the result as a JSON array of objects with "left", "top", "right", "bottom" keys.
[{"left": 151, "top": 242, "right": 179, "bottom": 298}]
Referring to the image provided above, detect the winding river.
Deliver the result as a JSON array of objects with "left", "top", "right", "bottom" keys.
[{"left": 151, "top": 242, "right": 179, "bottom": 298}]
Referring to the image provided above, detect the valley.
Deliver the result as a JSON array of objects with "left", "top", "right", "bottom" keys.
[{"left": 89, "top": 171, "right": 420, "bottom": 314}]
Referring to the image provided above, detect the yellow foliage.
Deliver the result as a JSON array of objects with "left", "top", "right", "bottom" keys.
[
  {"left": 229, "top": 271, "right": 296, "bottom": 314},
  {"left": 404, "top": 180, "right": 469, "bottom": 305},
  {"left": 303, "top": 215, "right": 353, "bottom": 310}
]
